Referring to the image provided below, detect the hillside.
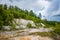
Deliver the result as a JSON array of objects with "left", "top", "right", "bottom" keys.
[{"left": 0, "top": 4, "right": 60, "bottom": 40}]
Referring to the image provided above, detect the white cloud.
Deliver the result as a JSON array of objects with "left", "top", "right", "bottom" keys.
[
  {"left": 40, "top": 0, "right": 60, "bottom": 19},
  {"left": 36, "top": 0, "right": 51, "bottom": 19}
]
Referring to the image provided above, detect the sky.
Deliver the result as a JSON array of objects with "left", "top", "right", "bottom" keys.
[{"left": 0, "top": 0, "right": 60, "bottom": 21}]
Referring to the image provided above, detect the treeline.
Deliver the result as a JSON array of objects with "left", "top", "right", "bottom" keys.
[{"left": 0, "top": 4, "right": 41, "bottom": 27}]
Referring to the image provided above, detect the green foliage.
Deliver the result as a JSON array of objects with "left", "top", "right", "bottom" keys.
[
  {"left": 0, "top": 9, "right": 14, "bottom": 26},
  {"left": 53, "top": 24, "right": 60, "bottom": 35},
  {"left": 29, "top": 32, "right": 53, "bottom": 37},
  {"left": 29, "top": 10, "right": 35, "bottom": 16},
  {"left": 4, "top": 4, "right": 7, "bottom": 10},
  {"left": 42, "top": 20, "right": 60, "bottom": 35},
  {"left": 35, "top": 23, "right": 42, "bottom": 28},
  {"left": 10, "top": 23, "right": 15, "bottom": 30},
  {"left": 27, "top": 23, "right": 32, "bottom": 28}
]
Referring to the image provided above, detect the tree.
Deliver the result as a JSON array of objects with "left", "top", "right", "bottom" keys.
[
  {"left": 9, "top": 5, "right": 14, "bottom": 10},
  {"left": 0, "top": 5, "right": 3, "bottom": 13},
  {"left": 4, "top": 4, "right": 7, "bottom": 10},
  {"left": 29, "top": 10, "right": 35, "bottom": 16},
  {"left": 15, "top": 6, "right": 20, "bottom": 11},
  {"left": 24, "top": 10, "right": 29, "bottom": 15},
  {"left": 38, "top": 13, "right": 42, "bottom": 18}
]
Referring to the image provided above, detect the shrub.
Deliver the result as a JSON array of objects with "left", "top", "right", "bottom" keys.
[
  {"left": 27, "top": 23, "right": 32, "bottom": 28},
  {"left": 10, "top": 23, "right": 15, "bottom": 30}
]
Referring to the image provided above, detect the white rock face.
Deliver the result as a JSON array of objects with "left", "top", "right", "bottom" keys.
[
  {"left": 3, "top": 19, "right": 36, "bottom": 30},
  {"left": 3, "top": 26, "right": 11, "bottom": 30},
  {"left": 15, "top": 26, "right": 20, "bottom": 29},
  {"left": 13, "top": 19, "right": 36, "bottom": 28},
  {"left": 29, "top": 28, "right": 53, "bottom": 33},
  {"left": 40, "top": 23, "right": 45, "bottom": 27},
  {"left": 3, "top": 19, "right": 53, "bottom": 32}
]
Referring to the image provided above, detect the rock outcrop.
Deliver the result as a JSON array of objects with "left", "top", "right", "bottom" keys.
[
  {"left": 13, "top": 19, "right": 36, "bottom": 28},
  {"left": 3, "top": 19, "right": 36, "bottom": 30}
]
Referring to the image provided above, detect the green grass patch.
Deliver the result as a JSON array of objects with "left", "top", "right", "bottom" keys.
[{"left": 29, "top": 32, "right": 58, "bottom": 40}]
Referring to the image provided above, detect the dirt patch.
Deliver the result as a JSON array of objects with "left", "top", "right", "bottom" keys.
[{"left": 8, "top": 35, "right": 53, "bottom": 40}]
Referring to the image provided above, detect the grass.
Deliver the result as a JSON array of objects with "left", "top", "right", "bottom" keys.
[
  {"left": 29, "top": 32, "right": 59, "bottom": 40},
  {"left": 29, "top": 32, "right": 52, "bottom": 37}
]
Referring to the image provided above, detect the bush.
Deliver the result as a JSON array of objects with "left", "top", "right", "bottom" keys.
[
  {"left": 10, "top": 23, "right": 15, "bottom": 30},
  {"left": 27, "top": 23, "right": 32, "bottom": 28},
  {"left": 54, "top": 26, "right": 60, "bottom": 35}
]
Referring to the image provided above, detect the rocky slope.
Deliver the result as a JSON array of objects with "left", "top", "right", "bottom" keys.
[
  {"left": 9, "top": 35, "right": 53, "bottom": 40},
  {"left": 0, "top": 30, "right": 54, "bottom": 40},
  {"left": 0, "top": 19, "right": 57, "bottom": 40}
]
